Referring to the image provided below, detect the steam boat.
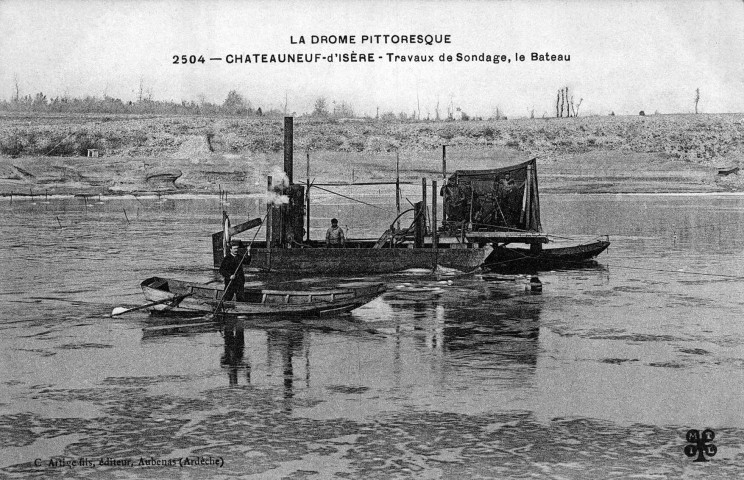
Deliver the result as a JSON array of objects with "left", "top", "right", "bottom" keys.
[{"left": 211, "top": 117, "right": 608, "bottom": 275}]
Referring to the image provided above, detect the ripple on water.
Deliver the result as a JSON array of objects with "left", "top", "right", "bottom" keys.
[
  {"left": 600, "top": 358, "right": 640, "bottom": 365},
  {"left": 678, "top": 348, "right": 711, "bottom": 356},
  {"left": 325, "top": 385, "right": 371, "bottom": 395},
  {"left": 647, "top": 362, "right": 687, "bottom": 369},
  {"left": 57, "top": 343, "right": 113, "bottom": 350},
  {"left": 101, "top": 376, "right": 195, "bottom": 387}
]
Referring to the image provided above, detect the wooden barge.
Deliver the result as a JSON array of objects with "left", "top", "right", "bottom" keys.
[{"left": 211, "top": 117, "right": 606, "bottom": 275}]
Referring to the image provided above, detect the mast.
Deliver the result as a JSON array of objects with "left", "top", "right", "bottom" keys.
[
  {"left": 283, "top": 117, "right": 293, "bottom": 184},
  {"left": 442, "top": 145, "right": 447, "bottom": 180},
  {"left": 442, "top": 145, "right": 447, "bottom": 227},
  {"left": 395, "top": 150, "right": 401, "bottom": 231},
  {"left": 282, "top": 116, "right": 293, "bottom": 247},
  {"left": 421, "top": 177, "right": 427, "bottom": 234},
  {"left": 306, "top": 150, "right": 310, "bottom": 242},
  {"left": 432, "top": 179, "right": 438, "bottom": 269},
  {"left": 266, "top": 176, "right": 273, "bottom": 270}
]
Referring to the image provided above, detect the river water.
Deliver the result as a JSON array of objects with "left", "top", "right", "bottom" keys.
[{"left": 1, "top": 189, "right": 743, "bottom": 479}]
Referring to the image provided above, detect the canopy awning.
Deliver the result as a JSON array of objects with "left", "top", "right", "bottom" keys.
[{"left": 443, "top": 158, "right": 541, "bottom": 232}]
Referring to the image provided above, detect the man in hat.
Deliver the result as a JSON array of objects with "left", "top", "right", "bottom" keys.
[
  {"left": 325, "top": 218, "right": 345, "bottom": 248},
  {"left": 219, "top": 241, "right": 250, "bottom": 302}
]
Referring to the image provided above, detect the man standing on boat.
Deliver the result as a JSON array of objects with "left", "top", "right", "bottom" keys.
[
  {"left": 220, "top": 241, "right": 250, "bottom": 302},
  {"left": 325, "top": 218, "right": 345, "bottom": 248}
]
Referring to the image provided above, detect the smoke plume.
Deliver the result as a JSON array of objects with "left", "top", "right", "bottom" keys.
[
  {"left": 246, "top": 191, "right": 289, "bottom": 206},
  {"left": 270, "top": 166, "right": 291, "bottom": 190}
]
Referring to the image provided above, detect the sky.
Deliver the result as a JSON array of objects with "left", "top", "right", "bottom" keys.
[{"left": 1, "top": 0, "right": 743, "bottom": 117}]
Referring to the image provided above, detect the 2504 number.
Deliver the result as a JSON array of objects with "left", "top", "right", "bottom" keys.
[{"left": 173, "top": 55, "right": 206, "bottom": 64}]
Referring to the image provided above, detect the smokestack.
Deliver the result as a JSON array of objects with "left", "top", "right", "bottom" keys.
[{"left": 284, "top": 116, "right": 293, "bottom": 184}]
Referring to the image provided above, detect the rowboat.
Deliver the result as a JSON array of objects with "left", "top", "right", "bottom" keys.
[
  {"left": 140, "top": 276, "right": 386, "bottom": 317},
  {"left": 717, "top": 166, "right": 739, "bottom": 176},
  {"left": 483, "top": 237, "right": 610, "bottom": 272}
]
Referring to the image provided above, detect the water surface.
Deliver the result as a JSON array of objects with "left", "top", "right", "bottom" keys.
[{"left": 1, "top": 191, "right": 743, "bottom": 478}]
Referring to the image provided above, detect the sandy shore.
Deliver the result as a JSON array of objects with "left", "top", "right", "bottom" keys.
[
  {"left": 0, "top": 149, "right": 738, "bottom": 197},
  {"left": 1, "top": 113, "right": 742, "bottom": 196}
]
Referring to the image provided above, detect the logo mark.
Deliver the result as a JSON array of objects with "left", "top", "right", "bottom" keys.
[{"left": 684, "top": 429, "right": 716, "bottom": 462}]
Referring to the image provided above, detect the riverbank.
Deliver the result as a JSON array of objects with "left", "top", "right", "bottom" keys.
[
  {"left": 0, "top": 149, "right": 736, "bottom": 197},
  {"left": 1, "top": 113, "right": 742, "bottom": 196}
]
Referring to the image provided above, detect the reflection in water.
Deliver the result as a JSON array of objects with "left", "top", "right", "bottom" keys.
[
  {"left": 220, "top": 323, "right": 250, "bottom": 386},
  {"left": 144, "top": 282, "right": 543, "bottom": 400},
  {"left": 443, "top": 293, "right": 541, "bottom": 368},
  {"left": 386, "top": 286, "right": 542, "bottom": 368},
  {"left": 266, "top": 328, "right": 306, "bottom": 410},
  {"left": 429, "top": 304, "right": 445, "bottom": 351}
]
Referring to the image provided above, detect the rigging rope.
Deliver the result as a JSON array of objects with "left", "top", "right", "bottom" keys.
[
  {"left": 571, "top": 220, "right": 744, "bottom": 239},
  {"left": 310, "top": 185, "right": 386, "bottom": 210},
  {"left": 600, "top": 262, "right": 744, "bottom": 279},
  {"left": 484, "top": 247, "right": 744, "bottom": 280}
]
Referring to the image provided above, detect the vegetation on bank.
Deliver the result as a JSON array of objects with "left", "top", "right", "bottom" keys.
[
  {"left": 0, "top": 89, "right": 273, "bottom": 117},
  {"left": 1, "top": 113, "right": 742, "bottom": 168}
]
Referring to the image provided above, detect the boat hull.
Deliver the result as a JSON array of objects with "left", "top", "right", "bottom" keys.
[
  {"left": 213, "top": 239, "right": 492, "bottom": 274},
  {"left": 249, "top": 246, "right": 491, "bottom": 274},
  {"left": 484, "top": 240, "right": 610, "bottom": 272},
  {"left": 140, "top": 276, "right": 386, "bottom": 317}
]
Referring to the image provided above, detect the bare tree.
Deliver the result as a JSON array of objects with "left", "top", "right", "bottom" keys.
[
  {"left": 313, "top": 97, "right": 329, "bottom": 117},
  {"left": 223, "top": 90, "right": 249, "bottom": 114},
  {"left": 333, "top": 100, "right": 354, "bottom": 118},
  {"left": 32, "top": 92, "right": 47, "bottom": 108},
  {"left": 561, "top": 88, "right": 566, "bottom": 117},
  {"left": 13, "top": 74, "right": 20, "bottom": 102},
  {"left": 574, "top": 98, "right": 583, "bottom": 117},
  {"left": 557, "top": 87, "right": 581, "bottom": 117},
  {"left": 556, "top": 91, "right": 560, "bottom": 117},
  {"left": 695, "top": 88, "right": 700, "bottom": 114},
  {"left": 557, "top": 88, "right": 567, "bottom": 117},
  {"left": 435, "top": 96, "right": 441, "bottom": 121},
  {"left": 416, "top": 90, "right": 421, "bottom": 120}
]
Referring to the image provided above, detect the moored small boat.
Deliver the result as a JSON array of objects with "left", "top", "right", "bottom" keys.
[
  {"left": 140, "top": 276, "right": 386, "bottom": 317},
  {"left": 483, "top": 238, "right": 610, "bottom": 272},
  {"left": 717, "top": 166, "right": 739, "bottom": 176}
]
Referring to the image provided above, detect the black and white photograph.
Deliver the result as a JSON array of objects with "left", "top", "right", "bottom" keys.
[{"left": 1, "top": 0, "right": 743, "bottom": 478}]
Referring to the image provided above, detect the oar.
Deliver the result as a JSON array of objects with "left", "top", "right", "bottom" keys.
[{"left": 111, "top": 293, "right": 192, "bottom": 317}]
